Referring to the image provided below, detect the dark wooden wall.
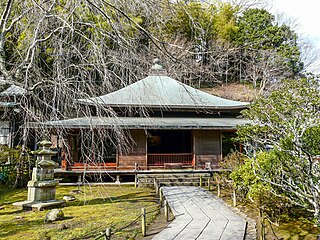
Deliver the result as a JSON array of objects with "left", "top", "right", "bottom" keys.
[
  {"left": 193, "top": 130, "right": 221, "bottom": 168},
  {"left": 118, "top": 129, "right": 147, "bottom": 170},
  {"left": 66, "top": 130, "right": 80, "bottom": 163},
  {"left": 65, "top": 129, "right": 223, "bottom": 170}
]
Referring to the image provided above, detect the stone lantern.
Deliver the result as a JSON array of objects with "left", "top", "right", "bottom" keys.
[{"left": 13, "top": 140, "right": 65, "bottom": 211}]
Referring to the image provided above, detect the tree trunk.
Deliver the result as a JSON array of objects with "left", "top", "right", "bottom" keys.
[
  {"left": 259, "top": 208, "right": 266, "bottom": 240},
  {"left": 314, "top": 199, "right": 320, "bottom": 226}
]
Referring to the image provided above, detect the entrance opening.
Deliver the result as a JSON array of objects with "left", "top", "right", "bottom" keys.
[
  {"left": 147, "top": 130, "right": 193, "bottom": 167},
  {"left": 147, "top": 130, "right": 192, "bottom": 153}
]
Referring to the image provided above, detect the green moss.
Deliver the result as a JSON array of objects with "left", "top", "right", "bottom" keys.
[
  {"left": 205, "top": 184, "right": 320, "bottom": 239},
  {"left": 271, "top": 218, "right": 320, "bottom": 239},
  {"left": 0, "top": 186, "right": 159, "bottom": 240}
]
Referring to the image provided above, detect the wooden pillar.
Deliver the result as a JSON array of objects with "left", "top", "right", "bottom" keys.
[
  {"left": 115, "top": 175, "right": 120, "bottom": 184},
  {"left": 141, "top": 208, "right": 146, "bottom": 237},
  {"left": 61, "top": 159, "right": 67, "bottom": 170},
  {"left": 164, "top": 200, "right": 169, "bottom": 222},
  {"left": 192, "top": 130, "right": 196, "bottom": 168},
  {"left": 259, "top": 209, "right": 266, "bottom": 240},
  {"left": 105, "top": 228, "right": 111, "bottom": 240},
  {"left": 233, "top": 186, "right": 237, "bottom": 207},
  {"left": 134, "top": 174, "right": 138, "bottom": 188},
  {"left": 154, "top": 179, "right": 159, "bottom": 196},
  {"left": 145, "top": 131, "right": 148, "bottom": 170},
  {"left": 77, "top": 174, "right": 82, "bottom": 184},
  {"left": 159, "top": 187, "right": 163, "bottom": 206}
]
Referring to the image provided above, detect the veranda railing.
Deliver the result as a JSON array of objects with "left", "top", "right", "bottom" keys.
[{"left": 147, "top": 153, "right": 193, "bottom": 166}]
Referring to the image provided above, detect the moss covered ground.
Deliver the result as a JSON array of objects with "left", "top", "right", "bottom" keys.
[
  {"left": 0, "top": 185, "right": 159, "bottom": 240},
  {"left": 205, "top": 184, "right": 320, "bottom": 239}
]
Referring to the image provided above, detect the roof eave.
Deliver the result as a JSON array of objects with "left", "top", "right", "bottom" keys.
[
  {"left": 29, "top": 117, "right": 249, "bottom": 131},
  {"left": 29, "top": 123, "right": 241, "bottom": 131},
  {"left": 74, "top": 100, "right": 249, "bottom": 110}
]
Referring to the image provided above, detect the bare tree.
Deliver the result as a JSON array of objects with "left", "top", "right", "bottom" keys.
[
  {"left": 0, "top": 0, "right": 308, "bottom": 186},
  {"left": 0, "top": 0, "right": 164, "bottom": 186}
]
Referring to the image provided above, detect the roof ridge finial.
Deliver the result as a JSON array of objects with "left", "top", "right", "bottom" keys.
[{"left": 149, "top": 58, "right": 167, "bottom": 76}]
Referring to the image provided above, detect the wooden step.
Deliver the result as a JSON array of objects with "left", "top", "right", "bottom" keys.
[
  {"left": 137, "top": 173, "right": 211, "bottom": 187},
  {"left": 159, "top": 182, "right": 201, "bottom": 187},
  {"left": 138, "top": 173, "right": 210, "bottom": 179}
]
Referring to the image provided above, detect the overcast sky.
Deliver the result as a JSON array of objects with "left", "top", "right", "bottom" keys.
[
  {"left": 269, "top": 0, "right": 320, "bottom": 72},
  {"left": 270, "top": 0, "right": 320, "bottom": 49}
]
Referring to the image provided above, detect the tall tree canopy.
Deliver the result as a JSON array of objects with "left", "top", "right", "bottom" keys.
[
  {"left": 0, "top": 1, "right": 305, "bottom": 92},
  {"left": 0, "top": 0, "right": 307, "bottom": 144},
  {"left": 0, "top": 0, "right": 314, "bottom": 189},
  {"left": 234, "top": 8, "right": 303, "bottom": 85}
]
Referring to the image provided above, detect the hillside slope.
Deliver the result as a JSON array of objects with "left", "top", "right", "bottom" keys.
[{"left": 202, "top": 83, "right": 257, "bottom": 102}]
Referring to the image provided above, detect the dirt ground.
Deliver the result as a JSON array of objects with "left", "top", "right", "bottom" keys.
[
  {"left": 141, "top": 207, "right": 174, "bottom": 240},
  {"left": 202, "top": 83, "right": 257, "bottom": 102}
]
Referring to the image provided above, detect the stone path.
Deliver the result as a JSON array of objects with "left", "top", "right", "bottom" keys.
[{"left": 152, "top": 186, "right": 247, "bottom": 240}]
